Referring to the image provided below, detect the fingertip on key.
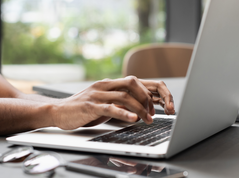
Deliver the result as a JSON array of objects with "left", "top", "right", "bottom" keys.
[
  {"left": 128, "top": 113, "right": 138, "bottom": 122},
  {"left": 147, "top": 114, "right": 153, "bottom": 124}
]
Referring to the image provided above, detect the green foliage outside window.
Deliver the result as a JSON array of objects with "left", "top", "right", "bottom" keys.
[
  {"left": 2, "top": 22, "right": 74, "bottom": 64},
  {"left": 2, "top": 0, "right": 165, "bottom": 81}
]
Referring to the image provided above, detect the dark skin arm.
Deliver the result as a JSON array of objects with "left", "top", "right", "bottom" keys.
[{"left": 0, "top": 75, "right": 175, "bottom": 135}]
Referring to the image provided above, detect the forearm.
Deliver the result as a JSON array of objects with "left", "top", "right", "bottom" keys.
[
  {"left": 0, "top": 98, "right": 56, "bottom": 135},
  {"left": 16, "top": 93, "right": 62, "bottom": 103},
  {"left": 0, "top": 74, "right": 61, "bottom": 103}
]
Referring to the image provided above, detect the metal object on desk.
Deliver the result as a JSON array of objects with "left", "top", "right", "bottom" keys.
[{"left": 0, "top": 146, "right": 64, "bottom": 175}]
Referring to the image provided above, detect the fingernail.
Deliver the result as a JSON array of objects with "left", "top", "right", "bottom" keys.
[
  {"left": 170, "top": 102, "right": 175, "bottom": 114},
  {"left": 150, "top": 107, "right": 155, "bottom": 116},
  {"left": 136, "top": 117, "right": 141, "bottom": 122},
  {"left": 147, "top": 114, "right": 153, "bottom": 122},
  {"left": 129, "top": 113, "right": 137, "bottom": 120},
  {"left": 170, "top": 102, "right": 175, "bottom": 108},
  {"left": 164, "top": 106, "right": 169, "bottom": 115}
]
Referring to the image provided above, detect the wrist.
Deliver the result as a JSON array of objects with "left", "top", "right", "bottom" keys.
[
  {"left": 47, "top": 99, "right": 66, "bottom": 128},
  {"left": 35, "top": 102, "right": 59, "bottom": 129}
]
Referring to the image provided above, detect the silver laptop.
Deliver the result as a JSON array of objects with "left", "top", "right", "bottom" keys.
[{"left": 7, "top": 0, "right": 239, "bottom": 158}]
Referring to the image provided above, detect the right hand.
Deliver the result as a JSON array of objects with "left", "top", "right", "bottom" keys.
[{"left": 52, "top": 76, "right": 174, "bottom": 130}]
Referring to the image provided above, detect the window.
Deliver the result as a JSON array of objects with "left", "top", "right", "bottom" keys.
[{"left": 2, "top": 0, "right": 166, "bottom": 83}]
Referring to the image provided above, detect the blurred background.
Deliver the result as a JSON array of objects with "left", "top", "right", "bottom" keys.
[{"left": 0, "top": 0, "right": 208, "bottom": 93}]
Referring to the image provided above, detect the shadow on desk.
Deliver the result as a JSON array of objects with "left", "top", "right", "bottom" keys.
[
  {"left": 169, "top": 126, "right": 239, "bottom": 161},
  {"left": 159, "top": 125, "right": 239, "bottom": 178}
]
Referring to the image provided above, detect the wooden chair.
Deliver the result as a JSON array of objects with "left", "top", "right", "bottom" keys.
[{"left": 122, "top": 43, "right": 194, "bottom": 78}]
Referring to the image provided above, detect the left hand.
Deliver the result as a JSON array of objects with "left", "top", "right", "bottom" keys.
[{"left": 139, "top": 79, "right": 175, "bottom": 115}]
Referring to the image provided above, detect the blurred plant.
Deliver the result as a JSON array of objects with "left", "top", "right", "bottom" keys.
[
  {"left": 2, "top": 0, "right": 165, "bottom": 81},
  {"left": 84, "top": 44, "right": 139, "bottom": 80},
  {"left": 2, "top": 22, "right": 74, "bottom": 64}
]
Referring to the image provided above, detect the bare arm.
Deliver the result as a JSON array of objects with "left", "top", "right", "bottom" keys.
[
  {"left": 0, "top": 75, "right": 60, "bottom": 103},
  {"left": 0, "top": 98, "right": 54, "bottom": 135},
  {"left": 0, "top": 75, "right": 57, "bottom": 135}
]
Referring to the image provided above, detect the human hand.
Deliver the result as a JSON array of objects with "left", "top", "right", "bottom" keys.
[
  {"left": 139, "top": 79, "right": 175, "bottom": 115},
  {"left": 52, "top": 76, "right": 175, "bottom": 130}
]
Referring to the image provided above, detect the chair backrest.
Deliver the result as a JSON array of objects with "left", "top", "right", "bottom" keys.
[{"left": 122, "top": 43, "right": 194, "bottom": 78}]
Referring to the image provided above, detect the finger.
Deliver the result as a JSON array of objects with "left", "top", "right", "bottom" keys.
[
  {"left": 92, "top": 77, "right": 154, "bottom": 115},
  {"left": 151, "top": 91, "right": 160, "bottom": 98},
  {"left": 83, "top": 116, "right": 111, "bottom": 127},
  {"left": 97, "top": 104, "right": 153, "bottom": 124},
  {"left": 125, "top": 76, "right": 154, "bottom": 116},
  {"left": 112, "top": 77, "right": 153, "bottom": 113},
  {"left": 139, "top": 80, "right": 175, "bottom": 115},
  {"left": 94, "top": 91, "right": 153, "bottom": 124},
  {"left": 152, "top": 98, "right": 165, "bottom": 108},
  {"left": 157, "top": 82, "right": 175, "bottom": 115}
]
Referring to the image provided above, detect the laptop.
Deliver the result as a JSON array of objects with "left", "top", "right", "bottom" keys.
[{"left": 7, "top": 0, "right": 239, "bottom": 158}]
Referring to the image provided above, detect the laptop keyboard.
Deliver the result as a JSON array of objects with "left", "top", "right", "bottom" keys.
[{"left": 89, "top": 118, "right": 173, "bottom": 146}]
